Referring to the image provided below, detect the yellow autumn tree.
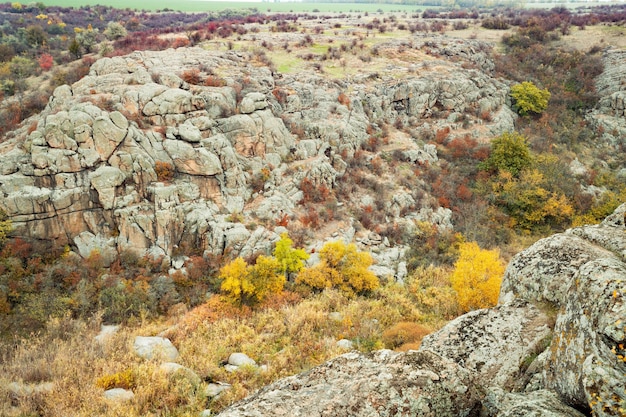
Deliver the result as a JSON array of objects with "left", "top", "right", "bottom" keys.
[
  {"left": 219, "top": 255, "right": 285, "bottom": 305},
  {"left": 296, "top": 240, "right": 379, "bottom": 296},
  {"left": 450, "top": 242, "right": 505, "bottom": 312},
  {"left": 248, "top": 255, "right": 284, "bottom": 302},
  {"left": 219, "top": 257, "right": 254, "bottom": 305}
]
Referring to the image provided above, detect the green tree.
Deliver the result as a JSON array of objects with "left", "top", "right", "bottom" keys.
[
  {"left": 8, "top": 56, "right": 35, "bottom": 79},
  {"left": 68, "top": 38, "right": 82, "bottom": 59},
  {"left": 510, "top": 81, "right": 550, "bottom": 116},
  {"left": 450, "top": 241, "right": 505, "bottom": 313},
  {"left": 104, "top": 21, "right": 127, "bottom": 40},
  {"left": 76, "top": 27, "right": 99, "bottom": 54},
  {"left": 480, "top": 131, "right": 533, "bottom": 177},
  {"left": 273, "top": 232, "right": 309, "bottom": 279},
  {"left": 296, "top": 240, "right": 379, "bottom": 296},
  {"left": 25, "top": 25, "right": 47, "bottom": 48}
]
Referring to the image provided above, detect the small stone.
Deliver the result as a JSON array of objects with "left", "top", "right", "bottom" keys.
[
  {"left": 205, "top": 382, "right": 232, "bottom": 398},
  {"left": 336, "top": 339, "right": 354, "bottom": 350},
  {"left": 329, "top": 312, "right": 343, "bottom": 322},
  {"left": 104, "top": 388, "right": 135, "bottom": 402},
  {"left": 133, "top": 336, "right": 179, "bottom": 361},
  {"left": 95, "top": 324, "right": 120, "bottom": 345},
  {"left": 224, "top": 364, "right": 239, "bottom": 373},
  {"left": 160, "top": 362, "right": 201, "bottom": 385},
  {"left": 228, "top": 352, "right": 256, "bottom": 367}
]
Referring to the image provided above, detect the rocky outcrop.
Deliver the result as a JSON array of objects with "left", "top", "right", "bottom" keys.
[
  {"left": 420, "top": 300, "right": 552, "bottom": 391},
  {"left": 0, "top": 44, "right": 513, "bottom": 268},
  {"left": 499, "top": 203, "right": 626, "bottom": 416},
  {"left": 587, "top": 48, "right": 626, "bottom": 145},
  {"left": 218, "top": 350, "right": 482, "bottom": 417},
  {"left": 216, "top": 204, "right": 626, "bottom": 417}
]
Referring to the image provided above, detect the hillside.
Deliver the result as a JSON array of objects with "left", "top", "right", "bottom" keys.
[{"left": 0, "top": 4, "right": 625, "bottom": 417}]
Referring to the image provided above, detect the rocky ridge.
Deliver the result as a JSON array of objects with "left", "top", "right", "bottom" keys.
[
  {"left": 588, "top": 48, "right": 626, "bottom": 147},
  {"left": 216, "top": 203, "right": 626, "bottom": 417},
  {"left": 0, "top": 43, "right": 514, "bottom": 276}
]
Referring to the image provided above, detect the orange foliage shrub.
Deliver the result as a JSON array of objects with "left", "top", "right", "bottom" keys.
[
  {"left": 435, "top": 127, "right": 451, "bottom": 143},
  {"left": 181, "top": 68, "right": 201, "bottom": 84},
  {"left": 382, "top": 321, "right": 431, "bottom": 350},
  {"left": 337, "top": 92, "right": 351, "bottom": 108},
  {"left": 172, "top": 37, "right": 190, "bottom": 48},
  {"left": 155, "top": 161, "right": 175, "bottom": 182},
  {"left": 204, "top": 75, "right": 227, "bottom": 87}
]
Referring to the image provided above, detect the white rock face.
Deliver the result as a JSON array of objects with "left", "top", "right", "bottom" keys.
[
  {"left": 133, "top": 336, "right": 179, "bottom": 362},
  {"left": 0, "top": 43, "right": 515, "bottom": 270}
]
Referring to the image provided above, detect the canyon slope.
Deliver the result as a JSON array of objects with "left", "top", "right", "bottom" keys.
[
  {"left": 0, "top": 40, "right": 514, "bottom": 276},
  {"left": 217, "top": 203, "right": 626, "bottom": 417}
]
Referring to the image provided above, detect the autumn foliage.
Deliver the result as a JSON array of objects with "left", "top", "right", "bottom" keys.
[
  {"left": 510, "top": 81, "right": 551, "bottom": 116},
  {"left": 219, "top": 256, "right": 285, "bottom": 306},
  {"left": 450, "top": 242, "right": 505, "bottom": 313},
  {"left": 296, "top": 240, "right": 379, "bottom": 296}
]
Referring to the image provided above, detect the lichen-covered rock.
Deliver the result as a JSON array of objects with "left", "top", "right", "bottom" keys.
[
  {"left": 500, "top": 203, "right": 626, "bottom": 416},
  {"left": 587, "top": 49, "right": 626, "bottom": 144},
  {"left": 498, "top": 233, "right": 617, "bottom": 306},
  {"left": 420, "top": 300, "right": 552, "bottom": 390},
  {"left": 544, "top": 257, "right": 626, "bottom": 415},
  {"left": 217, "top": 350, "right": 482, "bottom": 417},
  {"left": 482, "top": 388, "right": 586, "bottom": 417}
]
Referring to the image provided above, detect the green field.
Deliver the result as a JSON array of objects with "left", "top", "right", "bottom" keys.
[{"left": 41, "top": 1, "right": 428, "bottom": 13}]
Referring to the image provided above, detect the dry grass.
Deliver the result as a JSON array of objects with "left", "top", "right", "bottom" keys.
[{"left": 0, "top": 270, "right": 457, "bottom": 416}]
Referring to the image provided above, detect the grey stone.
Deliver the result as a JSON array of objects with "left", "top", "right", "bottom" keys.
[
  {"left": 205, "top": 382, "right": 232, "bottom": 398},
  {"left": 217, "top": 350, "right": 481, "bottom": 417},
  {"left": 336, "top": 339, "right": 354, "bottom": 350},
  {"left": 103, "top": 388, "right": 135, "bottom": 402},
  {"left": 133, "top": 336, "right": 179, "bottom": 361},
  {"left": 95, "top": 324, "right": 120, "bottom": 345},
  {"left": 228, "top": 352, "right": 256, "bottom": 367}
]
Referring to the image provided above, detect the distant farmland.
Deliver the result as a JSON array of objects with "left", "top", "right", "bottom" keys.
[{"left": 41, "top": 1, "right": 428, "bottom": 13}]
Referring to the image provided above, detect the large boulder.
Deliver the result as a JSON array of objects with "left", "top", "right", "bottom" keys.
[
  {"left": 499, "top": 203, "right": 626, "bottom": 416},
  {"left": 217, "top": 350, "right": 482, "bottom": 417},
  {"left": 420, "top": 300, "right": 552, "bottom": 391}
]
